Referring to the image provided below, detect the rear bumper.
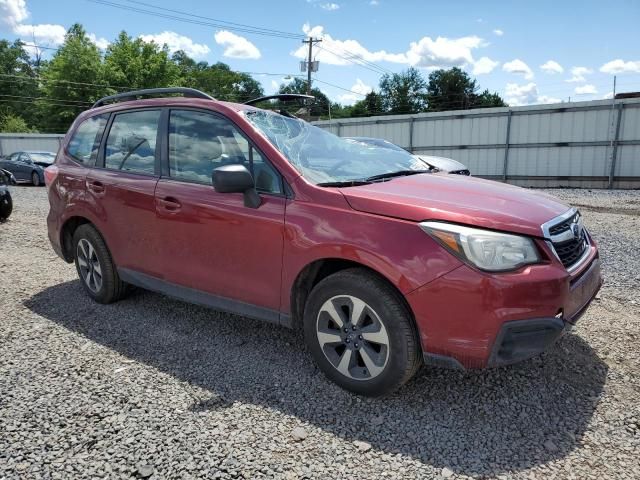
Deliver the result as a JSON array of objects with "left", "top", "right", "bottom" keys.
[{"left": 410, "top": 251, "right": 602, "bottom": 370}]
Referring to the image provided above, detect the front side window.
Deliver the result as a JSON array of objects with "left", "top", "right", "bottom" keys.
[
  {"left": 168, "top": 110, "right": 282, "bottom": 194},
  {"left": 104, "top": 110, "right": 160, "bottom": 174},
  {"left": 67, "top": 114, "right": 108, "bottom": 165},
  {"left": 244, "top": 110, "right": 428, "bottom": 186}
]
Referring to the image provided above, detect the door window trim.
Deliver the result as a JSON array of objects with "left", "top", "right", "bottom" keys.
[
  {"left": 162, "top": 107, "right": 290, "bottom": 198},
  {"left": 95, "top": 107, "right": 163, "bottom": 178}
]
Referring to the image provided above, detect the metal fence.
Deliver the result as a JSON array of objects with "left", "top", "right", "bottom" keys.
[
  {"left": 314, "top": 98, "right": 640, "bottom": 189},
  {"left": 0, "top": 133, "right": 64, "bottom": 157}
]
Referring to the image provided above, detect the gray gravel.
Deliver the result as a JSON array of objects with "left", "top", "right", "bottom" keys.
[{"left": 1, "top": 185, "right": 639, "bottom": 479}]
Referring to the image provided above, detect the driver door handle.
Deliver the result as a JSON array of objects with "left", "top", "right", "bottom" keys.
[{"left": 158, "top": 196, "right": 182, "bottom": 212}]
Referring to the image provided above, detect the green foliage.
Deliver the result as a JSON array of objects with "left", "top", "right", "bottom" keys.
[
  {"left": 278, "top": 77, "right": 331, "bottom": 117},
  {"left": 350, "top": 91, "right": 384, "bottom": 117},
  {"left": 0, "top": 111, "right": 35, "bottom": 133},
  {"left": 0, "top": 39, "right": 38, "bottom": 126},
  {"left": 191, "top": 62, "right": 263, "bottom": 102},
  {"left": 426, "top": 67, "right": 506, "bottom": 111},
  {"left": 379, "top": 67, "right": 428, "bottom": 114},
  {"left": 38, "top": 24, "right": 105, "bottom": 131}
]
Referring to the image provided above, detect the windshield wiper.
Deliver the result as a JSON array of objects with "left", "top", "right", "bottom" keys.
[
  {"left": 317, "top": 180, "right": 372, "bottom": 187},
  {"left": 364, "top": 170, "right": 430, "bottom": 182}
]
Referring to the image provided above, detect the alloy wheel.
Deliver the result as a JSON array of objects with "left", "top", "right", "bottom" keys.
[
  {"left": 77, "top": 238, "right": 103, "bottom": 293},
  {"left": 316, "top": 295, "right": 390, "bottom": 381}
]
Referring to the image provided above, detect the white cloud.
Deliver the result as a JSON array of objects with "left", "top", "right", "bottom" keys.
[
  {"left": 603, "top": 92, "right": 614, "bottom": 99},
  {"left": 88, "top": 33, "right": 109, "bottom": 50},
  {"left": 270, "top": 80, "right": 279, "bottom": 91},
  {"left": 566, "top": 66, "right": 592, "bottom": 82},
  {"left": 406, "top": 35, "right": 482, "bottom": 68},
  {"left": 505, "top": 82, "right": 560, "bottom": 106},
  {"left": 369, "top": 0, "right": 379, "bottom": 5},
  {"left": 0, "top": 0, "right": 29, "bottom": 28},
  {"left": 493, "top": 29, "right": 503, "bottom": 36},
  {"left": 503, "top": 59, "right": 534, "bottom": 80},
  {"left": 473, "top": 56, "right": 499, "bottom": 75},
  {"left": 320, "top": 2, "right": 339, "bottom": 10},
  {"left": 214, "top": 30, "right": 260, "bottom": 59},
  {"left": 338, "top": 78, "right": 372, "bottom": 105},
  {"left": 574, "top": 84, "right": 597, "bottom": 95},
  {"left": 13, "top": 23, "right": 66, "bottom": 46},
  {"left": 140, "top": 31, "right": 210, "bottom": 58},
  {"left": 294, "top": 24, "right": 484, "bottom": 70},
  {"left": 600, "top": 59, "right": 640, "bottom": 74},
  {"left": 540, "top": 60, "right": 563, "bottom": 74}
]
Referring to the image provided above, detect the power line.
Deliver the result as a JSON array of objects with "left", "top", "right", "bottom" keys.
[{"left": 87, "top": 0, "right": 305, "bottom": 39}]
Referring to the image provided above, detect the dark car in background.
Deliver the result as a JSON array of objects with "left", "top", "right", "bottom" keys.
[
  {"left": 345, "top": 137, "right": 471, "bottom": 175},
  {"left": 0, "top": 151, "right": 57, "bottom": 186}
]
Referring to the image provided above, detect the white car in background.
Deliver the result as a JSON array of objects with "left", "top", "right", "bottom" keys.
[{"left": 344, "top": 137, "right": 470, "bottom": 176}]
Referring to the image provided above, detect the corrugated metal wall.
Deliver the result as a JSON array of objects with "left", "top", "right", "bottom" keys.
[
  {"left": 314, "top": 98, "right": 640, "bottom": 189},
  {"left": 0, "top": 134, "right": 64, "bottom": 157}
]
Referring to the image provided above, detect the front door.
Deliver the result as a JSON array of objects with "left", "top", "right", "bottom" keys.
[{"left": 154, "top": 109, "right": 286, "bottom": 313}]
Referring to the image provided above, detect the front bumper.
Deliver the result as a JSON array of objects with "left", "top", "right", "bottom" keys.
[{"left": 409, "top": 247, "right": 602, "bottom": 370}]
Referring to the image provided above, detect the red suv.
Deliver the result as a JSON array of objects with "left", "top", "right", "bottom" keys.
[{"left": 46, "top": 88, "right": 602, "bottom": 396}]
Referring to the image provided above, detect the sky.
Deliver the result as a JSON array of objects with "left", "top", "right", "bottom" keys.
[{"left": 1, "top": 0, "right": 639, "bottom": 106}]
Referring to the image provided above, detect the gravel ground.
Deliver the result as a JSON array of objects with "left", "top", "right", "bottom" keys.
[{"left": 1, "top": 185, "right": 639, "bottom": 480}]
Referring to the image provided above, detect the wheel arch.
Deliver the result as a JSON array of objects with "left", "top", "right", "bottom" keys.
[
  {"left": 59, "top": 216, "right": 95, "bottom": 262},
  {"left": 289, "top": 258, "right": 415, "bottom": 330}
]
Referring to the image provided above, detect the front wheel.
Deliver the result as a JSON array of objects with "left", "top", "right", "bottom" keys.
[
  {"left": 303, "top": 268, "right": 422, "bottom": 397},
  {"left": 31, "top": 171, "right": 41, "bottom": 186}
]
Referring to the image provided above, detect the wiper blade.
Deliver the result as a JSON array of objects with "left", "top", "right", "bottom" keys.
[
  {"left": 317, "top": 180, "right": 372, "bottom": 187},
  {"left": 364, "top": 170, "right": 430, "bottom": 182}
]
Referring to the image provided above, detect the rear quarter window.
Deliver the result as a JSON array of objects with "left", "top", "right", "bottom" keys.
[{"left": 67, "top": 114, "right": 109, "bottom": 165}]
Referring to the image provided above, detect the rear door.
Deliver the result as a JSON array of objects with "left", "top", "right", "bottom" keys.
[
  {"left": 153, "top": 108, "right": 286, "bottom": 312},
  {"left": 87, "top": 108, "right": 163, "bottom": 276}
]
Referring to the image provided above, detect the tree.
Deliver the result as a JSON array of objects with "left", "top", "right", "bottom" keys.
[
  {"left": 0, "top": 111, "right": 34, "bottom": 133},
  {"left": 426, "top": 67, "right": 506, "bottom": 111},
  {"left": 192, "top": 62, "right": 263, "bottom": 102},
  {"left": 379, "top": 67, "right": 428, "bottom": 114},
  {"left": 278, "top": 77, "right": 330, "bottom": 117},
  {"left": 38, "top": 24, "right": 105, "bottom": 132},
  {"left": 0, "top": 40, "right": 38, "bottom": 127},
  {"left": 102, "top": 31, "right": 181, "bottom": 91},
  {"left": 350, "top": 91, "right": 384, "bottom": 117}
]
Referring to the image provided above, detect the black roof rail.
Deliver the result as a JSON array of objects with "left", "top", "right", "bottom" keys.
[
  {"left": 92, "top": 87, "right": 215, "bottom": 108},
  {"left": 243, "top": 94, "right": 315, "bottom": 106}
]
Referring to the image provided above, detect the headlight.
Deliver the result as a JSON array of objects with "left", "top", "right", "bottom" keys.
[{"left": 420, "top": 221, "right": 541, "bottom": 272}]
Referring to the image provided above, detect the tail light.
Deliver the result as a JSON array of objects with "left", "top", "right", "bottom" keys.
[{"left": 44, "top": 165, "right": 58, "bottom": 191}]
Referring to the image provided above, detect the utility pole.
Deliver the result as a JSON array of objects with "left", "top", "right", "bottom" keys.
[{"left": 301, "top": 37, "right": 321, "bottom": 95}]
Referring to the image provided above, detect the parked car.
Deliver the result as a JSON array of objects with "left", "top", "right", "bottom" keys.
[
  {"left": 0, "top": 151, "right": 57, "bottom": 186},
  {"left": 345, "top": 136, "right": 471, "bottom": 175},
  {"left": 45, "top": 88, "right": 602, "bottom": 397},
  {"left": 0, "top": 168, "right": 15, "bottom": 221}
]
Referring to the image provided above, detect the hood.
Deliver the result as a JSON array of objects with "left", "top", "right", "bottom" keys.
[
  {"left": 340, "top": 173, "right": 570, "bottom": 238},
  {"left": 418, "top": 155, "right": 467, "bottom": 173},
  {"left": 34, "top": 160, "right": 54, "bottom": 168}
]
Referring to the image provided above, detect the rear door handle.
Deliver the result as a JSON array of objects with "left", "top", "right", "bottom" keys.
[
  {"left": 158, "top": 196, "right": 182, "bottom": 212},
  {"left": 87, "top": 180, "right": 105, "bottom": 194}
]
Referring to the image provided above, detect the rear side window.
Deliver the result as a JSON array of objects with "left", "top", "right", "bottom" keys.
[
  {"left": 67, "top": 114, "right": 109, "bottom": 165},
  {"left": 104, "top": 110, "right": 160, "bottom": 175}
]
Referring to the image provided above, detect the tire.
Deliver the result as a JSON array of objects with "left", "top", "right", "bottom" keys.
[
  {"left": 303, "top": 268, "right": 422, "bottom": 397},
  {"left": 31, "top": 171, "right": 41, "bottom": 186},
  {"left": 72, "top": 224, "right": 128, "bottom": 304},
  {"left": 0, "top": 189, "right": 12, "bottom": 221}
]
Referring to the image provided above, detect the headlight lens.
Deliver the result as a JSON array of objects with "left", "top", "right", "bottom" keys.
[{"left": 420, "top": 221, "right": 541, "bottom": 272}]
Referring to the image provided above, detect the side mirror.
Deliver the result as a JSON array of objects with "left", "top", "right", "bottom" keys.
[{"left": 212, "top": 164, "right": 261, "bottom": 209}]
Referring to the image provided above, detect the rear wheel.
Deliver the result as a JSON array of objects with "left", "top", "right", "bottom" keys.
[
  {"left": 72, "top": 224, "right": 128, "bottom": 303},
  {"left": 31, "top": 171, "right": 41, "bottom": 186},
  {"left": 303, "top": 268, "right": 421, "bottom": 397}
]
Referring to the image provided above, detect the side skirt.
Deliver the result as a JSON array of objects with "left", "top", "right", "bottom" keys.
[{"left": 118, "top": 268, "right": 291, "bottom": 327}]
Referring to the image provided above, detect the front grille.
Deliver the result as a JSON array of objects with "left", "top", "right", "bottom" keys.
[
  {"left": 548, "top": 212, "right": 579, "bottom": 236},
  {"left": 553, "top": 234, "right": 588, "bottom": 268},
  {"left": 544, "top": 210, "right": 589, "bottom": 269}
]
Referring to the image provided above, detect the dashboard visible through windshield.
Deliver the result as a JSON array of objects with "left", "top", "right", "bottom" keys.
[{"left": 243, "top": 110, "right": 429, "bottom": 186}]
